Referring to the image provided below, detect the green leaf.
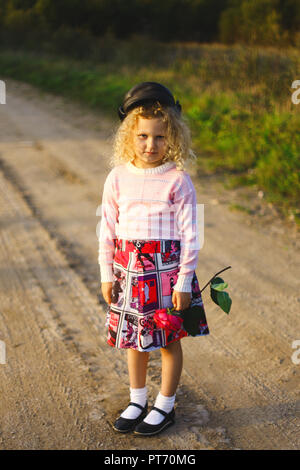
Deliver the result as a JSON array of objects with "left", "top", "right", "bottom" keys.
[
  {"left": 210, "top": 277, "right": 224, "bottom": 304},
  {"left": 210, "top": 276, "right": 232, "bottom": 314},
  {"left": 211, "top": 281, "right": 228, "bottom": 291},
  {"left": 216, "top": 291, "right": 232, "bottom": 314},
  {"left": 210, "top": 287, "right": 218, "bottom": 305},
  {"left": 211, "top": 276, "right": 225, "bottom": 284}
]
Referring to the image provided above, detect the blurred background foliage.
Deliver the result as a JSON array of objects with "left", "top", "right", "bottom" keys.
[
  {"left": 0, "top": 0, "right": 300, "bottom": 46},
  {"left": 0, "top": 0, "right": 299, "bottom": 224}
]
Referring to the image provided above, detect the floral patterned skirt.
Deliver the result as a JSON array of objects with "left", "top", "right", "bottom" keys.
[{"left": 105, "top": 238, "right": 209, "bottom": 352}]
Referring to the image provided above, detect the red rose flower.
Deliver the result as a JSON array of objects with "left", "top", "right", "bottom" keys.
[{"left": 154, "top": 308, "right": 183, "bottom": 332}]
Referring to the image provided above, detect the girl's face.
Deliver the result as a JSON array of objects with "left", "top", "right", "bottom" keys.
[{"left": 132, "top": 117, "right": 168, "bottom": 168}]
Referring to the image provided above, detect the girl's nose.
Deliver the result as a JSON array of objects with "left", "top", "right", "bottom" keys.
[{"left": 147, "top": 137, "right": 156, "bottom": 150}]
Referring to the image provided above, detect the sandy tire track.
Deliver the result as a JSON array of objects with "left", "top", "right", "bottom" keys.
[{"left": 0, "top": 170, "right": 110, "bottom": 449}]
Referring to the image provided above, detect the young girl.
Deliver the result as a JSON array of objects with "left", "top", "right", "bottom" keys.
[{"left": 98, "top": 82, "right": 209, "bottom": 436}]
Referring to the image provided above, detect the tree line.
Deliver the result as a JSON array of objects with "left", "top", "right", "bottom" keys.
[{"left": 0, "top": 0, "right": 299, "bottom": 47}]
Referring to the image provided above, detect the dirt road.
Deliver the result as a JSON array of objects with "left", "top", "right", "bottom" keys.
[{"left": 0, "top": 78, "right": 299, "bottom": 450}]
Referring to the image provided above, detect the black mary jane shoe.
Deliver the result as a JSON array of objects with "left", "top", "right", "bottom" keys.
[
  {"left": 112, "top": 402, "right": 148, "bottom": 433},
  {"left": 133, "top": 406, "right": 175, "bottom": 436}
]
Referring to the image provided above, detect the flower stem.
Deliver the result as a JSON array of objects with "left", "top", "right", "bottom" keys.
[
  {"left": 200, "top": 266, "right": 232, "bottom": 293},
  {"left": 167, "top": 307, "right": 182, "bottom": 317}
]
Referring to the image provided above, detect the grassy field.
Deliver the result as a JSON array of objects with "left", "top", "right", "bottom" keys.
[{"left": 0, "top": 39, "right": 299, "bottom": 225}]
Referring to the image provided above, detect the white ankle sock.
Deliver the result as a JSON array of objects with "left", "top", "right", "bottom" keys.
[
  {"left": 144, "top": 392, "right": 175, "bottom": 425},
  {"left": 120, "top": 386, "right": 147, "bottom": 419}
]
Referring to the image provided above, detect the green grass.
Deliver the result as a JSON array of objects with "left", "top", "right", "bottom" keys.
[
  {"left": 229, "top": 203, "right": 253, "bottom": 215},
  {"left": 0, "top": 41, "right": 299, "bottom": 224}
]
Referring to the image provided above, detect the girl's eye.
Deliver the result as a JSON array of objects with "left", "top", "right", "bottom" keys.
[{"left": 138, "top": 135, "right": 165, "bottom": 139}]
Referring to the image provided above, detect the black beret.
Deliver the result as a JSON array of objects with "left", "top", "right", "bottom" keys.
[{"left": 118, "top": 81, "right": 181, "bottom": 121}]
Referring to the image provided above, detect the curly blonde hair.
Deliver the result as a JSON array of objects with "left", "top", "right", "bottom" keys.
[{"left": 108, "top": 101, "right": 196, "bottom": 170}]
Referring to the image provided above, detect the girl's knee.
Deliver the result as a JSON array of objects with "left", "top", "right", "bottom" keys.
[{"left": 161, "top": 340, "right": 182, "bottom": 353}]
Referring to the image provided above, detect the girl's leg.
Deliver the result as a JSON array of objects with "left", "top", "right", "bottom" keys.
[
  {"left": 127, "top": 349, "right": 149, "bottom": 388},
  {"left": 142, "top": 340, "right": 183, "bottom": 425},
  {"left": 160, "top": 340, "right": 183, "bottom": 396},
  {"left": 119, "top": 349, "right": 149, "bottom": 420}
]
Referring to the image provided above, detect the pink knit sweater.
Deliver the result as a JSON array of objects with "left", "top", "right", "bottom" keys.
[{"left": 98, "top": 160, "right": 201, "bottom": 292}]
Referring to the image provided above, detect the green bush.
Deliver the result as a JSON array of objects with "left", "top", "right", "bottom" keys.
[{"left": 219, "top": 0, "right": 286, "bottom": 46}]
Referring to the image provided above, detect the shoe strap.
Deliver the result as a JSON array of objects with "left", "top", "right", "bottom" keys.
[
  {"left": 151, "top": 406, "right": 170, "bottom": 417},
  {"left": 129, "top": 401, "right": 147, "bottom": 411}
]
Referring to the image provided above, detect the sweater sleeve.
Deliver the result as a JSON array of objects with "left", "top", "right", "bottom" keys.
[
  {"left": 98, "top": 171, "right": 119, "bottom": 283},
  {"left": 172, "top": 173, "right": 200, "bottom": 293}
]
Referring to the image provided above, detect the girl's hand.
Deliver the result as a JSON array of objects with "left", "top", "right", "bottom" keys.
[
  {"left": 172, "top": 290, "right": 191, "bottom": 312},
  {"left": 101, "top": 282, "right": 113, "bottom": 305}
]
